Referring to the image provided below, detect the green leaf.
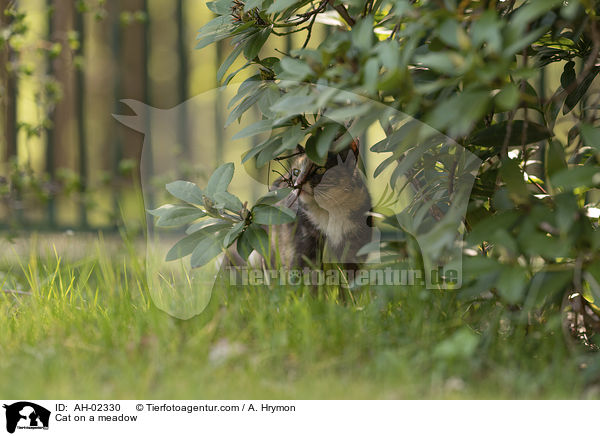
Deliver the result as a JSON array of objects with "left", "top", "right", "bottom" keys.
[
  {"left": 438, "top": 18, "right": 467, "bottom": 50},
  {"left": 278, "top": 123, "right": 305, "bottom": 151},
  {"left": 580, "top": 123, "right": 600, "bottom": 152},
  {"left": 205, "top": 162, "right": 235, "bottom": 196},
  {"left": 415, "top": 52, "right": 459, "bottom": 75},
  {"left": 564, "top": 67, "right": 600, "bottom": 114},
  {"left": 266, "top": 0, "right": 299, "bottom": 13},
  {"left": 150, "top": 205, "right": 206, "bottom": 227},
  {"left": 279, "top": 57, "right": 313, "bottom": 80},
  {"left": 529, "top": 270, "right": 573, "bottom": 305},
  {"left": 206, "top": 0, "right": 233, "bottom": 15},
  {"left": 316, "top": 124, "right": 339, "bottom": 157},
  {"left": 509, "top": 0, "right": 562, "bottom": 32},
  {"left": 242, "top": 136, "right": 281, "bottom": 164},
  {"left": 305, "top": 135, "right": 326, "bottom": 165},
  {"left": 165, "top": 180, "right": 204, "bottom": 205},
  {"left": 551, "top": 166, "right": 600, "bottom": 190},
  {"left": 223, "top": 221, "right": 245, "bottom": 247},
  {"left": 500, "top": 158, "right": 529, "bottom": 204},
  {"left": 270, "top": 93, "right": 317, "bottom": 115},
  {"left": 351, "top": 17, "right": 374, "bottom": 51},
  {"left": 496, "top": 266, "right": 528, "bottom": 304},
  {"left": 147, "top": 204, "right": 174, "bottom": 218},
  {"left": 165, "top": 222, "right": 232, "bottom": 261},
  {"left": 243, "top": 27, "right": 271, "bottom": 61},
  {"left": 256, "top": 139, "right": 283, "bottom": 167},
  {"left": 560, "top": 61, "right": 576, "bottom": 90},
  {"left": 186, "top": 219, "right": 232, "bottom": 235},
  {"left": 252, "top": 204, "right": 296, "bottom": 224},
  {"left": 470, "top": 11, "right": 501, "bottom": 52},
  {"left": 232, "top": 119, "right": 276, "bottom": 140},
  {"left": 157, "top": 207, "right": 206, "bottom": 227},
  {"left": 243, "top": 0, "right": 264, "bottom": 10},
  {"left": 255, "top": 188, "right": 293, "bottom": 205},
  {"left": 371, "top": 119, "right": 420, "bottom": 152},
  {"left": 363, "top": 57, "right": 379, "bottom": 95},
  {"left": 190, "top": 231, "right": 226, "bottom": 268},
  {"left": 228, "top": 74, "right": 261, "bottom": 110},
  {"left": 225, "top": 88, "right": 265, "bottom": 127},
  {"left": 214, "top": 191, "right": 244, "bottom": 212},
  {"left": 494, "top": 83, "right": 519, "bottom": 112},
  {"left": 244, "top": 223, "right": 270, "bottom": 259},
  {"left": 544, "top": 140, "right": 567, "bottom": 181},
  {"left": 237, "top": 228, "right": 254, "bottom": 260},
  {"left": 503, "top": 26, "right": 547, "bottom": 57},
  {"left": 217, "top": 43, "right": 244, "bottom": 84},
  {"left": 165, "top": 230, "right": 206, "bottom": 262},
  {"left": 195, "top": 16, "right": 234, "bottom": 50},
  {"left": 469, "top": 121, "right": 552, "bottom": 148}
]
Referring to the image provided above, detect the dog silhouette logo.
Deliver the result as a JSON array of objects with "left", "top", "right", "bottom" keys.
[{"left": 3, "top": 402, "right": 50, "bottom": 434}]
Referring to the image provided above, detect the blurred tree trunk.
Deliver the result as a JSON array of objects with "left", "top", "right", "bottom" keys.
[
  {"left": 0, "top": 0, "right": 17, "bottom": 166},
  {"left": 48, "top": 0, "right": 76, "bottom": 170},
  {"left": 120, "top": 0, "right": 146, "bottom": 164}
]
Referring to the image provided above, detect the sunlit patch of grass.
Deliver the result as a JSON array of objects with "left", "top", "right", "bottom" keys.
[{"left": 0, "top": 235, "right": 598, "bottom": 399}]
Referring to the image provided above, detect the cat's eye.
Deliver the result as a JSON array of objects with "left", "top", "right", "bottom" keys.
[
  {"left": 292, "top": 168, "right": 300, "bottom": 176},
  {"left": 315, "top": 167, "right": 326, "bottom": 175}
]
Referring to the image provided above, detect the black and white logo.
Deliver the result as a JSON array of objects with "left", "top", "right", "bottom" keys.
[{"left": 3, "top": 402, "right": 50, "bottom": 434}]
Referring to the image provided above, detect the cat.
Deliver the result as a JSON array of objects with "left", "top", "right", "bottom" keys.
[
  {"left": 219, "top": 143, "right": 374, "bottom": 289},
  {"left": 270, "top": 144, "right": 373, "bottom": 271}
]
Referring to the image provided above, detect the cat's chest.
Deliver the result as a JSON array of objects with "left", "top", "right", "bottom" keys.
[{"left": 301, "top": 204, "right": 352, "bottom": 248}]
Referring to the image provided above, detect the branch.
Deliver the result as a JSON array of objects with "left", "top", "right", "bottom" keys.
[
  {"left": 302, "top": 12, "right": 318, "bottom": 48},
  {"left": 333, "top": 3, "right": 355, "bottom": 27}
]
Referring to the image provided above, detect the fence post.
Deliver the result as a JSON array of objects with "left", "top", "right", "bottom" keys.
[
  {"left": 142, "top": 0, "right": 154, "bottom": 233},
  {"left": 176, "top": 0, "right": 190, "bottom": 163},
  {"left": 45, "top": 0, "right": 56, "bottom": 227},
  {"left": 0, "top": 0, "right": 19, "bottom": 226},
  {"left": 1, "top": 0, "right": 17, "bottom": 165},
  {"left": 75, "top": 4, "right": 88, "bottom": 229},
  {"left": 110, "top": 1, "right": 122, "bottom": 229}
]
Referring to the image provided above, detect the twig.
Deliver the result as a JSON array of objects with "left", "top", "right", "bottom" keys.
[
  {"left": 496, "top": 109, "right": 515, "bottom": 191},
  {"left": 272, "top": 25, "right": 312, "bottom": 36},
  {"left": 501, "top": 109, "right": 516, "bottom": 160},
  {"left": 275, "top": 0, "right": 329, "bottom": 27},
  {"left": 528, "top": 176, "right": 548, "bottom": 194},
  {"left": 302, "top": 12, "right": 318, "bottom": 48},
  {"left": 274, "top": 150, "right": 305, "bottom": 161},
  {"left": 520, "top": 46, "right": 529, "bottom": 168},
  {"left": 448, "top": 160, "right": 458, "bottom": 196},
  {"left": 333, "top": 3, "right": 355, "bottom": 27}
]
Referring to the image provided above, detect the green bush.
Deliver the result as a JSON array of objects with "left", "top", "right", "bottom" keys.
[{"left": 157, "top": 0, "right": 600, "bottom": 324}]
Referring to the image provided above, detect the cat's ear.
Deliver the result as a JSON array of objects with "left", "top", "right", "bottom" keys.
[
  {"left": 344, "top": 149, "right": 357, "bottom": 168},
  {"left": 337, "top": 149, "right": 357, "bottom": 168}
]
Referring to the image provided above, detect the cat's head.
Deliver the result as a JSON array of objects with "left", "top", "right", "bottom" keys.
[{"left": 288, "top": 144, "right": 368, "bottom": 213}]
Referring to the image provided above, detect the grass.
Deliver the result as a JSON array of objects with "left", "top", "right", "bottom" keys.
[{"left": 1, "top": 234, "right": 599, "bottom": 399}]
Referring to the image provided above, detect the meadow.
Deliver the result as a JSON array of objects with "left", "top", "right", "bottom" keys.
[{"left": 1, "top": 234, "right": 598, "bottom": 399}]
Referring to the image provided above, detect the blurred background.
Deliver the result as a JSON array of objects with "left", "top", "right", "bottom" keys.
[
  {"left": 0, "top": 0, "right": 566, "bottom": 237},
  {"left": 0, "top": 0, "right": 308, "bottom": 235}
]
